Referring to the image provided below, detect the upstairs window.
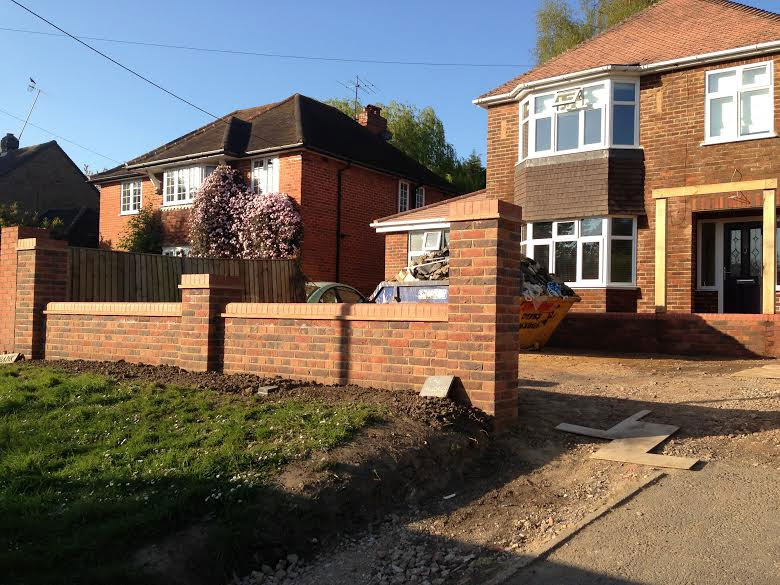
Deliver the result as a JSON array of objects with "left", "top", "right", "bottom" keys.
[
  {"left": 398, "top": 181, "right": 410, "bottom": 212},
  {"left": 163, "top": 165, "right": 215, "bottom": 206},
  {"left": 706, "top": 62, "right": 773, "bottom": 143},
  {"left": 120, "top": 180, "right": 142, "bottom": 215},
  {"left": 415, "top": 186, "right": 425, "bottom": 208},
  {"left": 520, "top": 78, "right": 639, "bottom": 160},
  {"left": 251, "top": 157, "right": 280, "bottom": 194}
]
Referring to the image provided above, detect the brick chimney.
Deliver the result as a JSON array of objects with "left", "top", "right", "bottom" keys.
[
  {"left": 1, "top": 133, "right": 19, "bottom": 154},
  {"left": 357, "top": 105, "right": 391, "bottom": 140}
]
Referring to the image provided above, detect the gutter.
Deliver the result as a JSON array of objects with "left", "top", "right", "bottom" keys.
[
  {"left": 125, "top": 148, "right": 225, "bottom": 169},
  {"left": 473, "top": 40, "right": 780, "bottom": 108}
]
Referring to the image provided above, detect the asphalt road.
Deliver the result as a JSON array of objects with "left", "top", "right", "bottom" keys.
[{"left": 513, "top": 463, "right": 780, "bottom": 585}]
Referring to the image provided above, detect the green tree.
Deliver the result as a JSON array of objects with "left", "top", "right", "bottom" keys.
[
  {"left": 0, "top": 201, "right": 65, "bottom": 237},
  {"left": 535, "top": 0, "right": 657, "bottom": 64},
  {"left": 325, "top": 98, "right": 485, "bottom": 194},
  {"left": 117, "top": 205, "right": 163, "bottom": 253}
]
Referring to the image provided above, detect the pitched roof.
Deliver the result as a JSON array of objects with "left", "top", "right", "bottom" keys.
[
  {"left": 0, "top": 141, "right": 57, "bottom": 178},
  {"left": 93, "top": 94, "right": 455, "bottom": 191},
  {"left": 479, "top": 0, "right": 780, "bottom": 100},
  {"left": 371, "top": 189, "right": 488, "bottom": 226}
]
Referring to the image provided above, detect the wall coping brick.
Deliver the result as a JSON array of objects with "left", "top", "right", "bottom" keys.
[
  {"left": 45, "top": 302, "right": 182, "bottom": 317},
  {"left": 17, "top": 237, "right": 68, "bottom": 251},
  {"left": 222, "top": 302, "right": 449, "bottom": 322},
  {"left": 448, "top": 199, "right": 523, "bottom": 223},
  {"left": 178, "top": 274, "right": 243, "bottom": 290}
]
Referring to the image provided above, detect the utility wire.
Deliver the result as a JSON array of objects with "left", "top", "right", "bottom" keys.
[
  {"left": 0, "top": 106, "right": 122, "bottom": 164},
  {"left": 8, "top": 2, "right": 276, "bottom": 148},
  {"left": 0, "top": 25, "right": 532, "bottom": 68}
]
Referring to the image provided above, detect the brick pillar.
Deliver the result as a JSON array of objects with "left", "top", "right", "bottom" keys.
[
  {"left": 178, "top": 274, "right": 242, "bottom": 372},
  {"left": 14, "top": 235, "right": 69, "bottom": 359},
  {"left": 447, "top": 199, "right": 523, "bottom": 429}
]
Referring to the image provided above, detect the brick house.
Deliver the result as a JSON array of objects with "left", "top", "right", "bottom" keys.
[
  {"left": 374, "top": 0, "right": 780, "bottom": 357},
  {"left": 91, "top": 94, "right": 455, "bottom": 293},
  {"left": 0, "top": 134, "right": 99, "bottom": 246}
]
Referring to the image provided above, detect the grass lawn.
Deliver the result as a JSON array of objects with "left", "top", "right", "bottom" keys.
[{"left": 0, "top": 364, "right": 381, "bottom": 585}]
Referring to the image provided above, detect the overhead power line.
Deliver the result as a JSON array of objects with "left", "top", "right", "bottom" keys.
[
  {"left": 0, "top": 106, "right": 122, "bottom": 164},
  {"left": 8, "top": 1, "right": 276, "bottom": 148},
  {"left": 0, "top": 25, "right": 532, "bottom": 68}
]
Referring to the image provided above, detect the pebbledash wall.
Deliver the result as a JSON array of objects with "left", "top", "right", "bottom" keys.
[{"left": 1, "top": 200, "right": 524, "bottom": 427}]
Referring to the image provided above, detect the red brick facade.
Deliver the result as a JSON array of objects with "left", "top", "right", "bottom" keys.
[
  {"left": 384, "top": 233, "right": 408, "bottom": 281},
  {"left": 98, "top": 152, "right": 449, "bottom": 295}
]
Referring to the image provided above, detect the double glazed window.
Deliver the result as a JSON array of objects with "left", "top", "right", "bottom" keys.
[
  {"left": 408, "top": 229, "right": 449, "bottom": 265},
  {"left": 120, "top": 180, "right": 142, "bottom": 214},
  {"left": 398, "top": 181, "right": 410, "bottom": 212},
  {"left": 522, "top": 217, "right": 636, "bottom": 286},
  {"left": 163, "top": 165, "right": 216, "bottom": 205},
  {"left": 520, "top": 78, "right": 639, "bottom": 160},
  {"left": 706, "top": 62, "right": 773, "bottom": 143},
  {"left": 251, "top": 157, "right": 280, "bottom": 194}
]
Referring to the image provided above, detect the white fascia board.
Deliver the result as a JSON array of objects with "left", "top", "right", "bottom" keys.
[
  {"left": 372, "top": 221, "right": 450, "bottom": 233},
  {"left": 474, "top": 40, "right": 780, "bottom": 108}
]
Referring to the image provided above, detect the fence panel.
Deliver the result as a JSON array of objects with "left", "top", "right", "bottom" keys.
[{"left": 67, "top": 248, "right": 305, "bottom": 303}]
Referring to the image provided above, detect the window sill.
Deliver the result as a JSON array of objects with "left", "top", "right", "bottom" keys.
[
  {"left": 568, "top": 284, "right": 638, "bottom": 290},
  {"left": 701, "top": 133, "right": 778, "bottom": 147},
  {"left": 120, "top": 210, "right": 140, "bottom": 216},
  {"left": 161, "top": 203, "right": 193, "bottom": 211},
  {"left": 517, "top": 145, "right": 642, "bottom": 165}
]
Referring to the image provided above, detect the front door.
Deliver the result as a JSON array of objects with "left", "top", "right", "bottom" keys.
[{"left": 723, "top": 222, "right": 762, "bottom": 314}]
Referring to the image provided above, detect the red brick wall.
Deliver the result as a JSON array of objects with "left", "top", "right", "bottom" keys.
[
  {"left": 639, "top": 53, "right": 780, "bottom": 312},
  {"left": 45, "top": 314, "right": 181, "bottom": 365},
  {"left": 384, "top": 233, "right": 408, "bottom": 281},
  {"left": 485, "top": 103, "right": 518, "bottom": 203},
  {"left": 549, "top": 312, "right": 780, "bottom": 358},
  {"left": 570, "top": 288, "right": 640, "bottom": 313}
]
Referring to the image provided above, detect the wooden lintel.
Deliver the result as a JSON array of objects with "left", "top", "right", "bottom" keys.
[{"left": 652, "top": 179, "right": 778, "bottom": 199}]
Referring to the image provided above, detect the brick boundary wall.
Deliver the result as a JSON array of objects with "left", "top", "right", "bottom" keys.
[{"left": 548, "top": 312, "right": 780, "bottom": 358}]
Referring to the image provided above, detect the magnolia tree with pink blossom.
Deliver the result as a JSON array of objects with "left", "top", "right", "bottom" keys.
[
  {"left": 189, "top": 163, "right": 303, "bottom": 259},
  {"left": 237, "top": 192, "right": 304, "bottom": 259}
]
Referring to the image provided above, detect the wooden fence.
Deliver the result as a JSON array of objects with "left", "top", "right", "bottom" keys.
[{"left": 67, "top": 247, "right": 306, "bottom": 303}]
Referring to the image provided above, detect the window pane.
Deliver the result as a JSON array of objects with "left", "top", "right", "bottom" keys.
[
  {"left": 708, "top": 70, "right": 736, "bottom": 94},
  {"left": 580, "top": 218, "right": 603, "bottom": 236},
  {"left": 613, "top": 82, "right": 636, "bottom": 102},
  {"left": 409, "top": 233, "right": 424, "bottom": 252},
  {"left": 521, "top": 121, "right": 529, "bottom": 159},
  {"left": 582, "top": 241, "right": 600, "bottom": 279},
  {"left": 533, "top": 222, "right": 552, "bottom": 239},
  {"left": 740, "top": 88, "right": 770, "bottom": 135},
  {"left": 613, "top": 104, "right": 636, "bottom": 145},
  {"left": 522, "top": 101, "right": 529, "bottom": 119},
  {"left": 612, "top": 218, "right": 633, "bottom": 236},
  {"left": 556, "top": 221, "right": 575, "bottom": 236},
  {"left": 742, "top": 66, "right": 768, "bottom": 87},
  {"left": 556, "top": 111, "right": 579, "bottom": 150},
  {"left": 554, "top": 241, "right": 577, "bottom": 282},
  {"left": 534, "top": 94, "right": 553, "bottom": 114},
  {"left": 584, "top": 108, "right": 602, "bottom": 145},
  {"left": 610, "top": 239, "right": 633, "bottom": 283},
  {"left": 700, "top": 223, "right": 716, "bottom": 287},
  {"left": 583, "top": 84, "right": 605, "bottom": 106},
  {"left": 534, "top": 244, "right": 551, "bottom": 273},
  {"left": 709, "top": 96, "right": 735, "bottom": 138},
  {"left": 535, "top": 117, "right": 552, "bottom": 152}
]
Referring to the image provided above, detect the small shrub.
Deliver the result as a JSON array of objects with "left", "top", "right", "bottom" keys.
[
  {"left": 117, "top": 205, "right": 163, "bottom": 253},
  {"left": 238, "top": 192, "right": 304, "bottom": 259}
]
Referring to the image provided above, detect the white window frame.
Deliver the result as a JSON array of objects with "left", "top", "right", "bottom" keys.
[
  {"left": 398, "top": 181, "right": 410, "bottom": 212},
  {"left": 519, "top": 77, "right": 640, "bottom": 161},
  {"left": 704, "top": 61, "right": 775, "bottom": 145},
  {"left": 120, "top": 180, "right": 142, "bottom": 215},
  {"left": 408, "top": 229, "right": 447, "bottom": 265},
  {"left": 521, "top": 217, "right": 637, "bottom": 288},
  {"left": 415, "top": 186, "right": 425, "bottom": 208},
  {"left": 162, "top": 245, "right": 192, "bottom": 257},
  {"left": 251, "top": 156, "right": 280, "bottom": 194},
  {"left": 162, "top": 165, "right": 216, "bottom": 206}
]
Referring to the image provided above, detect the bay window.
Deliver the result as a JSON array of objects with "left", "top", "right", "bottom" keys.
[
  {"left": 163, "top": 165, "right": 216, "bottom": 205},
  {"left": 120, "top": 180, "right": 142, "bottom": 215},
  {"left": 251, "top": 157, "right": 280, "bottom": 194},
  {"left": 705, "top": 62, "right": 773, "bottom": 143},
  {"left": 522, "top": 217, "right": 637, "bottom": 286},
  {"left": 520, "top": 78, "right": 638, "bottom": 160}
]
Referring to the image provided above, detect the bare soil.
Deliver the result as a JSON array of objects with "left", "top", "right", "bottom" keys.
[{"left": 33, "top": 353, "right": 780, "bottom": 585}]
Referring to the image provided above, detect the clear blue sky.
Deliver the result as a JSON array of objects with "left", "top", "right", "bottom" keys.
[{"left": 1, "top": 0, "right": 777, "bottom": 173}]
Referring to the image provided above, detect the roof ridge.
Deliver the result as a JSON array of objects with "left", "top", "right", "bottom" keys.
[
  {"left": 234, "top": 94, "right": 295, "bottom": 122},
  {"left": 700, "top": 0, "right": 780, "bottom": 22}
]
